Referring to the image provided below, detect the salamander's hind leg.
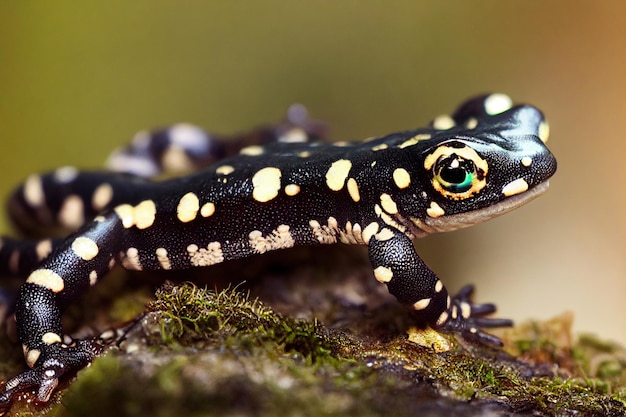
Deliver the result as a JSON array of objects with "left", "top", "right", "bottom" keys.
[
  {"left": 0, "top": 213, "right": 125, "bottom": 403},
  {"left": 367, "top": 226, "right": 512, "bottom": 346},
  {"left": 106, "top": 104, "right": 328, "bottom": 178}
]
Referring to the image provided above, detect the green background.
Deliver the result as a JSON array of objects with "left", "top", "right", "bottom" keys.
[{"left": 0, "top": 2, "right": 624, "bottom": 342}]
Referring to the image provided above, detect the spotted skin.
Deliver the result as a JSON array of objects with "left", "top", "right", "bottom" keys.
[{"left": 0, "top": 94, "right": 556, "bottom": 403}]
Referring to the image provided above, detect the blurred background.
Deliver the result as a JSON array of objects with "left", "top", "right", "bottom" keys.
[{"left": 0, "top": 2, "right": 624, "bottom": 343}]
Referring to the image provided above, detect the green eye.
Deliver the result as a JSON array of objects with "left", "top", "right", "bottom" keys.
[{"left": 434, "top": 155, "right": 476, "bottom": 193}]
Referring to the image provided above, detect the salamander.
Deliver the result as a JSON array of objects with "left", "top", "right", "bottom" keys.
[{"left": 0, "top": 94, "right": 556, "bottom": 403}]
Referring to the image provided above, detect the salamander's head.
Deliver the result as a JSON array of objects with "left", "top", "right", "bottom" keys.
[{"left": 402, "top": 94, "right": 557, "bottom": 235}]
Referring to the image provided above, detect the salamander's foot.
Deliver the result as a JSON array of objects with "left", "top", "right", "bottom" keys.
[
  {"left": 0, "top": 339, "right": 101, "bottom": 404},
  {"left": 438, "top": 285, "right": 513, "bottom": 347}
]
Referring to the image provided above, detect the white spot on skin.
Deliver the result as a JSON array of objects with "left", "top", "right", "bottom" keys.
[
  {"left": 252, "top": 167, "right": 282, "bottom": 203},
  {"left": 460, "top": 302, "right": 472, "bottom": 319},
  {"left": 297, "top": 151, "right": 311, "bottom": 158},
  {"left": 284, "top": 184, "right": 301, "bottom": 196},
  {"left": 92, "top": 183, "right": 114, "bottom": 211},
  {"left": 89, "top": 270, "right": 98, "bottom": 285},
  {"left": 24, "top": 174, "right": 45, "bottom": 207},
  {"left": 484, "top": 93, "right": 513, "bottom": 116},
  {"left": 114, "top": 204, "right": 134, "bottom": 228},
  {"left": 240, "top": 145, "right": 264, "bottom": 156},
  {"left": 216, "top": 165, "right": 235, "bottom": 175},
  {"left": 392, "top": 168, "right": 411, "bottom": 189},
  {"left": 36, "top": 239, "right": 53, "bottom": 261},
  {"left": 59, "top": 195, "right": 84, "bottom": 229},
  {"left": 121, "top": 247, "right": 142, "bottom": 270},
  {"left": 432, "top": 115, "right": 455, "bottom": 130},
  {"left": 54, "top": 166, "right": 79, "bottom": 184},
  {"left": 379, "top": 194, "right": 398, "bottom": 214},
  {"left": 27, "top": 269, "right": 64, "bottom": 293},
  {"left": 249, "top": 225, "right": 294, "bottom": 253},
  {"left": 200, "top": 202, "right": 216, "bottom": 217},
  {"left": 434, "top": 280, "right": 443, "bottom": 293},
  {"left": 279, "top": 128, "right": 308, "bottom": 143},
  {"left": 177, "top": 192, "right": 200, "bottom": 223},
  {"left": 156, "top": 247, "right": 172, "bottom": 270},
  {"left": 521, "top": 156, "right": 533, "bottom": 167},
  {"left": 373, "top": 266, "right": 393, "bottom": 283},
  {"left": 398, "top": 134, "right": 431, "bottom": 149},
  {"left": 347, "top": 178, "right": 360, "bottom": 202},
  {"left": 42, "top": 332, "right": 62, "bottom": 345},
  {"left": 325, "top": 159, "right": 352, "bottom": 191},
  {"left": 413, "top": 298, "right": 431, "bottom": 310},
  {"left": 187, "top": 242, "right": 224, "bottom": 266},
  {"left": 71, "top": 237, "right": 99, "bottom": 261},
  {"left": 502, "top": 178, "right": 529, "bottom": 197},
  {"left": 162, "top": 145, "right": 193, "bottom": 173},
  {"left": 426, "top": 201, "right": 445, "bottom": 218},
  {"left": 371, "top": 143, "right": 388, "bottom": 151},
  {"left": 25, "top": 348, "right": 41, "bottom": 368}
]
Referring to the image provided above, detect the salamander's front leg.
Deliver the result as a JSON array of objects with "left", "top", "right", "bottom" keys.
[
  {"left": 367, "top": 227, "right": 512, "bottom": 346},
  {"left": 0, "top": 214, "right": 124, "bottom": 403}
]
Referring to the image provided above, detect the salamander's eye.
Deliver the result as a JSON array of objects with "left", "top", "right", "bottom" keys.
[
  {"left": 423, "top": 142, "right": 489, "bottom": 200},
  {"left": 434, "top": 155, "right": 476, "bottom": 193}
]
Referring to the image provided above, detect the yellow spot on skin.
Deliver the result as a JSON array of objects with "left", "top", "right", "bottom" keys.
[
  {"left": 333, "top": 141, "right": 350, "bottom": 147},
  {"left": 24, "top": 174, "right": 45, "bottom": 206},
  {"left": 200, "top": 202, "right": 216, "bottom": 217},
  {"left": 460, "top": 302, "right": 472, "bottom": 319},
  {"left": 162, "top": 145, "right": 192, "bottom": 173},
  {"left": 502, "top": 178, "right": 529, "bottom": 197},
  {"left": 42, "top": 332, "right": 62, "bottom": 345},
  {"left": 216, "top": 165, "right": 234, "bottom": 175},
  {"left": 434, "top": 280, "right": 443, "bottom": 293},
  {"left": 347, "top": 178, "right": 360, "bottom": 202},
  {"left": 379, "top": 193, "right": 398, "bottom": 214},
  {"left": 297, "top": 151, "right": 311, "bottom": 158},
  {"left": 432, "top": 115, "right": 455, "bottom": 130},
  {"left": 325, "top": 159, "right": 352, "bottom": 191},
  {"left": 25, "top": 348, "right": 41, "bottom": 368},
  {"left": 465, "top": 117, "right": 478, "bottom": 129},
  {"left": 71, "top": 237, "right": 99, "bottom": 261},
  {"left": 92, "top": 183, "right": 114, "bottom": 211},
  {"left": 398, "top": 134, "right": 432, "bottom": 149},
  {"left": 121, "top": 247, "right": 142, "bottom": 270},
  {"left": 521, "top": 156, "right": 533, "bottom": 167},
  {"left": 89, "top": 270, "right": 98, "bottom": 285},
  {"left": 392, "top": 168, "right": 411, "bottom": 189},
  {"left": 362, "top": 222, "right": 380, "bottom": 244},
  {"left": 279, "top": 128, "right": 308, "bottom": 143},
  {"left": 114, "top": 200, "right": 157, "bottom": 229},
  {"left": 413, "top": 298, "right": 431, "bottom": 310},
  {"left": 373, "top": 266, "right": 393, "bottom": 283},
  {"left": 27, "top": 269, "right": 64, "bottom": 293},
  {"left": 240, "top": 145, "right": 264, "bottom": 156},
  {"left": 187, "top": 242, "right": 225, "bottom": 267},
  {"left": 156, "top": 247, "right": 172, "bottom": 270},
  {"left": 59, "top": 195, "right": 84, "bottom": 229},
  {"left": 177, "top": 192, "right": 200, "bottom": 223},
  {"left": 374, "top": 228, "right": 394, "bottom": 241},
  {"left": 426, "top": 201, "right": 445, "bottom": 218},
  {"left": 252, "top": 167, "right": 282, "bottom": 203},
  {"left": 36, "top": 239, "right": 53, "bottom": 261},
  {"left": 436, "top": 311, "right": 449, "bottom": 326},
  {"left": 538, "top": 120, "right": 550, "bottom": 143},
  {"left": 484, "top": 93, "right": 513, "bottom": 115},
  {"left": 134, "top": 200, "right": 157, "bottom": 229},
  {"left": 371, "top": 143, "right": 388, "bottom": 151},
  {"left": 249, "top": 225, "right": 294, "bottom": 253},
  {"left": 284, "top": 184, "right": 301, "bottom": 196}
]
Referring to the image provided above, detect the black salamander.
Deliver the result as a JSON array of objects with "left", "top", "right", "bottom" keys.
[{"left": 0, "top": 95, "right": 556, "bottom": 403}]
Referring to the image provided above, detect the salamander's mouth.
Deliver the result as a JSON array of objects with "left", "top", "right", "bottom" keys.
[{"left": 409, "top": 180, "right": 550, "bottom": 235}]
